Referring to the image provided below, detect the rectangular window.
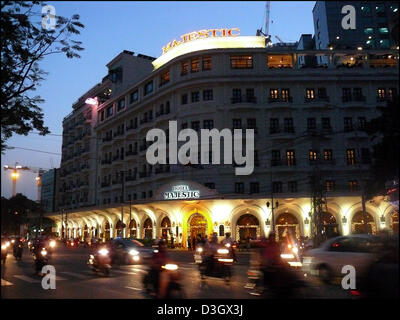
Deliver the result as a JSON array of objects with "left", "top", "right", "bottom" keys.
[
  {"left": 160, "top": 70, "right": 170, "bottom": 86},
  {"left": 269, "top": 89, "right": 279, "bottom": 100},
  {"left": 342, "top": 88, "right": 352, "bottom": 102},
  {"left": 309, "top": 150, "right": 318, "bottom": 161},
  {"left": 99, "top": 110, "right": 105, "bottom": 122},
  {"left": 191, "top": 121, "right": 200, "bottom": 132},
  {"left": 318, "top": 87, "right": 327, "bottom": 98},
  {"left": 288, "top": 181, "right": 298, "bottom": 193},
  {"left": 379, "top": 39, "right": 390, "bottom": 48},
  {"left": 272, "top": 182, "right": 283, "bottom": 193},
  {"left": 247, "top": 118, "right": 257, "bottom": 130},
  {"left": 232, "top": 119, "right": 242, "bottom": 129},
  {"left": 230, "top": 55, "right": 253, "bottom": 69},
  {"left": 344, "top": 117, "right": 353, "bottom": 132},
  {"left": 388, "top": 88, "right": 397, "bottom": 100},
  {"left": 232, "top": 88, "right": 242, "bottom": 103},
  {"left": 235, "top": 182, "right": 245, "bottom": 193},
  {"left": 358, "top": 117, "right": 366, "bottom": 130},
  {"left": 144, "top": 81, "right": 153, "bottom": 95},
  {"left": 353, "top": 88, "right": 364, "bottom": 101},
  {"left": 106, "top": 106, "right": 113, "bottom": 118},
  {"left": 203, "top": 89, "right": 213, "bottom": 101},
  {"left": 181, "top": 122, "right": 188, "bottom": 129},
  {"left": 203, "top": 120, "right": 214, "bottom": 130},
  {"left": 191, "top": 91, "right": 200, "bottom": 103},
  {"left": 202, "top": 56, "right": 212, "bottom": 70},
  {"left": 324, "top": 149, "right": 333, "bottom": 161},
  {"left": 270, "top": 118, "right": 279, "bottom": 133},
  {"left": 117, "top": 98, "right": 125, "bottom": 111},
  {"left": 250, "top": 182, "right": 260, "bottom": 194},
  {"left": 349, "top": 180, "right": 358, "bottom": 192},
  {"left": 377, "top": 88, "right": 386, "bottom": 98},
  {"left": 286, "top": 150, "right": 296, "bottom": 166},
  {"left": 204, "top": 182, "right": 215, "bottom": 189},
  {"left": 364, "top": 27, "right": 374, "bottom": 35},
  {"left": 271, "top": 150, "right": 281, "bottom": 166},
  {"left": 181, "top": 94, "right": 188, "bottom": 105},
  {"left": 245, "top": 88, "right": 255, "bottom": 102},
  {"left": 130, "top": 90, "right": 138, "bottom": 103},
  {"left": 322, "top": 118, "right": 331, "bottom": 130},
  {"left": 281, "top": 89, "right": 290, "bottom": 102},
  {"left": 181, "top": 61, "right": 188, "bottom": 75},
  {"left": 191, "top": 58, "right": 200, "bottom": 73},
  {"left": 325, "top": 180, "right": 335, "bottom": 192},
  {"left": 306, "top": 88, "right": 315, "bottom": 100},
  {"left": 361, "top": 4, "right": 371, "bottom": 16},
  {"left": 307, "top": 118, "right": 316, "bottom": 130},
  {"left": 284, "top": 118, "right": 294, "bottom": 133},
  {"left": 346, "top": 149, "right": 356, "bottom": 165}
]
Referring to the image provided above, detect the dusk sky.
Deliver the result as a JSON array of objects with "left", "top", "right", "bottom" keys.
[{"left": 1, "top": 1, "right": 316, "bottom": 200}]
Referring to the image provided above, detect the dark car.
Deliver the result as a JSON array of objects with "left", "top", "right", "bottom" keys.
[{"left": 111, "top": 238, "right": 153, "bottom": 264}]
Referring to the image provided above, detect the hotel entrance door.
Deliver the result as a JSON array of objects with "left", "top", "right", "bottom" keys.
[{"left": 188, "top": 213, "right": 207, "bottom": 240}]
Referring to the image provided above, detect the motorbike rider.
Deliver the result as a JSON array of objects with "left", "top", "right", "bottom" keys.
[
  {"left": 203, "top": 233, "right": 219, "bottom": 274},
  {"left": 259, "top": 232, "right": 282, "bottom": 286},
  {"left": 221, "top": 232, "right": 237, "bottom": 262},
  {"left": 149, "top": 239, "right": 169, "bottom": 298},
  {"left": 13, "top": 237, "right": 23, "bottom": 259}
]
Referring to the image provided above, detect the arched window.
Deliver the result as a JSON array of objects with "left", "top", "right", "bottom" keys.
[
  {"left": 143, "top": 218, "right": 153, "bottom": 239},
  {"left": 321, "top": 212, "right": 339, "bottom": 238},
  {"left": 129, "top": 220, "right": 137, "bottom": 238},
  {"left": 161, "top": 217, "right": 171, "bottom": 240}
]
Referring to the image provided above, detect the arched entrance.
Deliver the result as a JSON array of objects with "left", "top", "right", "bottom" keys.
[
  {"left": 188, "top": 213, "right": 207, "bottom": 241},
  {"left": 161, "top": 217, "right": 171, "bottom": 240},
  {"left": 83, "top": 225, "right": 89, "bottom": 240},
  {"left": 104, "top": 221, "right": 111, "bottom": 240},
  {"left": 321, "top": 212, "right": 339, "bottom": 238},
  {"left": 116, "top": 220, "right": 125, "bottom": 237},
  {"left": 143, "top": 218, "right": 153, "bottom": 239},
  {"left": 129, "top": 219, "right": 137, "bottom": 238},
  {"left": 351, "top": 211, "right": 376, "bottom": 235},
  {"left": 236, "top": 214, "right": 260, "bottom": 242},
  {"left": 390, "top": 211, "right": 398, "bottom": 234},
  {"left": 275, "top": 212, "right": 300, "bottom": 241}
]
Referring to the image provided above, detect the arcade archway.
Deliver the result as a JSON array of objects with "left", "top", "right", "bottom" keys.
[
  {"left": 275, "top": 212, "right": 300, "bottom": 241},
  {"left": 129, "top": 219, "right": 137, "bottom": 238},
  {"left": 161, "top": 216, "right": 171, "bottom": 240},
  {"left": 236, "top": 214, "right": 260, "bottom": 242},
  {"left": 390, "top": 211, "right": 399, "bottom": 234},
  {"left": 351, "top": 211, "right": 376, "bottom": 235},
  {"left": 143, "top": 218, "right": 153, "bottom": 239},
  {"left": 321, "top": 212, "right": 339, "bottom": 238}
]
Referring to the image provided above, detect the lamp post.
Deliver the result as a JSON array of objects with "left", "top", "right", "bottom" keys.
[
  {"left": 3, "top": 163, "right": 28, "bottom": 197},
  {"left": 266, "top": 200, "right": 279, "bottom": 232}
]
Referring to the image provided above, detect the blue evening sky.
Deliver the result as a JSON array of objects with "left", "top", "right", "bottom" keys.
[{"left": 1, "top": 1, "right": 316, "bottom": 200}]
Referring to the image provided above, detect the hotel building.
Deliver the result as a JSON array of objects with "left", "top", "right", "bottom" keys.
[{"left": 48, "top": 30, "right": 399, "bottom": 247}]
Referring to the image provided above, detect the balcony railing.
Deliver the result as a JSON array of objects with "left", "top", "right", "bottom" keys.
[
  {"left": 271, "top": 158, "right": 297, "bottom": 167},
  {"left": 304, "top": 96, "right": 330, "bottom": 103},
  {"left": 125, "top": 150, "right": 138, "bottom": 157},
  {"left": 231, "top": 96, "right": 257, "bottom": 104},
  {"left": 101, "top": 182, "right": 110, "bottom": 188},
  {"left": 268, "top": 96, "right": 293, "bottom": 103},
  {"left": 269, "top": 126, "right": 295, "bottom": 134},
  {"left": 125, "top": 175, "right": 137, "bottom": 182}
]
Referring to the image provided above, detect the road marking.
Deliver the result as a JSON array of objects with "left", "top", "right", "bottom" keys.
[
  {"left": 112, "top": 269, "right": 138, "bottom": 275},
  {"left": 14, "top": 275, "right": 41, "bottom": 283},
  {"left": 131, "top": 268, "right": 147, "bottom": 273},
  {"left": 60, "top": 271, "right": 90, "bottom": 279},
  {"left": 125, "top": 286, "right": 142, "bottom": 291},
  {"left": 1, "top": 279, "right": 13, "bottom": 286}
]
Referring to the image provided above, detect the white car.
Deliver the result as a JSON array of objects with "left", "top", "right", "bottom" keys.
[{"left": 302, "top": 235, "right": 381, "bottom": 283}]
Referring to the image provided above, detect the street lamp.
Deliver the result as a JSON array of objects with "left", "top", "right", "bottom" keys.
[
  {"left": 266, "top": 200, "right": 279, "bottom": 232},
  {"left": 4, "top": 163, "right": 28, "bottom": 197}
]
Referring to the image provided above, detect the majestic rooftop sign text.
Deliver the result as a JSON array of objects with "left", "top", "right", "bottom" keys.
[{"left": 162, "top": 28, "right": 240, "bottom": 54}]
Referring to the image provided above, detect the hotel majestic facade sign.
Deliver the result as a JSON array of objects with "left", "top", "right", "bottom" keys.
[
  {"left": 162, "top": 28, "right": 240, "bottom": 54},
  {"left": 163, "top": 185, "right": 201, "bottom": 200}
]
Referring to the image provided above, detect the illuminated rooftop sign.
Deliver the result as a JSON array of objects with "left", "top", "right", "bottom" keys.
[
  {"left": 162, "top": 28, "right": 240, "bottom": 54},
  {"left": 152, "top": 29, "right": 266, "bottom": 70}
]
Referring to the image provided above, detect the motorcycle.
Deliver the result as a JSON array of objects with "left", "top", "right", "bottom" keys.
[
  {"left": 196, "top": 245, "right": 234, "bottom": 283},
  {"left": 13, "top": 243, "right": 23, "bottom": 261},
  {"left": 88, "top": 247, "right": 112, "bottom": 276},
  {"left": 1, "top": 243, "right": 8, "bottom": 264},
  {"left": 142, "top": 262, "right": 184, "bottom": 298},
  {"left": 33, "top": 247, "right": 49, "bottom": 276},
  {"left": 246, "top": 261, "right": 308, "bottom": 298}
]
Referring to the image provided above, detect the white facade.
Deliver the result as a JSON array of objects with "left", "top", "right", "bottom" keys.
[{"left": 51, "top": 37, "right": 399, "bottom": 245}]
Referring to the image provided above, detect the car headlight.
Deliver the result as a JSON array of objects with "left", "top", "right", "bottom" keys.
[
  {"left": 41, "top": 249, "right": 47, "bottom": 256},
  {"left": 98, "top": 248, "right": 109, "bottom": 256},
  {"left": 162, "top": 264, "right": 178, "bottom": 271},
  {"left": 281, "top": 253, "right": 295, "bottom": 259},
  {"left": 225, "top": 243, "right": 231, "bottom": 248},
  {"left": 196, "top": 247, "right": 203, "bottom": 253},
  {"left": 49, "top": 240, "right": 56, "bottom": 248},
  {"left": 217, "top": 248, "right": 229, "bottom": 255},
  {"left": 129, "top": 249, "right": 139, "bottom": 256},
  {"left": 292, "top": 246, "right": 299, "bottom": 254},
  {"left": 1, "top": 245, "right": 7, "bottom": 250}
]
